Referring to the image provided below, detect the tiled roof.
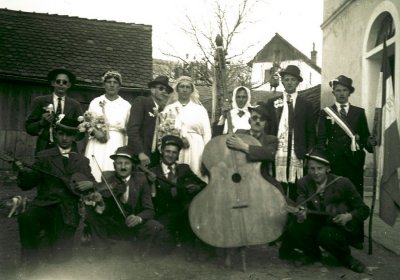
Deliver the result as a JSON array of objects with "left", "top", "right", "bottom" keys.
[
  {"left": 0, "top": 9, "right": 152, "bottom": 88},
  {"left": 248, "top": 33, "right": 321, "bottom": 74}
]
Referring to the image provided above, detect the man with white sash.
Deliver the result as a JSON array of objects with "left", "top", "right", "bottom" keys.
[{"left": 317, "top": 75, "right": 376, "bottom": 247}]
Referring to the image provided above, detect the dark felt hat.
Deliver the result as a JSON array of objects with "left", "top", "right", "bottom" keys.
[
  {"left": 47, "top": 68, "right": 76, "bottom": 84},
  {"left": 54, "top": 116, "right": 84, "bottom": 140},
  {"left": 248, "top": 102, "right": 272, "bottom": 121},
  {"left": 161, "top": 135, "right": 184, "bottom": 150},
  {"left": 329, "top": 75, "right": 355, "bottom": 93},
  {"left": 148, "top": 76, "right": 173, "bottom": 93},
  {"left": 110, "top": 146, "right": 137, "bottom": 162},
  {"left": 305, "top": 149, "right": 330, "bottom": 166},
  {"left": 279, "top": 65, "right": 303, "bottom": 82}
]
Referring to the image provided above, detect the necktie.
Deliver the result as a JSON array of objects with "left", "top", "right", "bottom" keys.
[
  {"left": 121, "top": 179, "right": 129, "bottom": 204},
  {"left": 339, "top": 104, "right": 347, "bottom": 118},
  {"left": 237, "top": 110, "right": 245, "bottom": 118},
  {"left": 287, "top": 95, "right": 294, "bottom": 132},
  {"left": 167, "top": 165, "right": 176, "bottom": 183},
  {"left": 151, "top": 111, "right": 160, "bottom": 153},
  {"left": 62, "top": 156, "right": 69, "bottom": 167},
  {"left": 56, "top": 97, "right": 62, "bottom": 115},
  {"left": 286, "top": 94, "right": 294, "bottom": 181}
]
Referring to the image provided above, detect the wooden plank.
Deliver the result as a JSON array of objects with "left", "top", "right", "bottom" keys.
[{"left": 0, "top": 130, "right": 6, "bottom": 169}]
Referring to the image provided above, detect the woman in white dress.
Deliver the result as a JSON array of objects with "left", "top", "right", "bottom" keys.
[
  {"left": 161, "top": 76, "right": 211, "bottom": 180},
  {"left": 84, "top": 71, "right": 131, "bottom": 182}
]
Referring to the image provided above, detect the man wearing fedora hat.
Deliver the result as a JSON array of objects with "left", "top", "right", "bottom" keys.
[
  {"left": 83, "top": 146, "right": 163, "bottom": 257},
  {"left": 149, "top": 135, "right": 206, "bottom": 252},
  {"left": 127, "top": 76, "right": 174, "bottom": 168},
  {"left": 279, "top": 149, "right": 369, "bottom": 273},
  {"left": 15, "top": 116, "right": 95, "bottom": 270},
  {"left": 317, "top": 75, "right": 375, "bottom": 197},
  {"left": 265, "top": 65, "right": 316, "bottom": 200},
  {"left": 25, "top": 68, "right": 83, "bottom": 155},
  {"left": 316, "top": 75, "right": 376, "bottom": 245}
]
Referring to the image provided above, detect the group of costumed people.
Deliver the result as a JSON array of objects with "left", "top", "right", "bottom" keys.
[{"left": 11, "top": 64, "right": 375, "bottom": 275}]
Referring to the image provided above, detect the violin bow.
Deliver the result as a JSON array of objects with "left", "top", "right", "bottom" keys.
[{"left": 91, "top": 155, "right": 127, "bottom": 219}]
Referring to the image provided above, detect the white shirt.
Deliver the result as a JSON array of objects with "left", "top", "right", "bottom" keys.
[
  {"left": 53, "top": 93, "right": 65, "bottom": 114},
  {"left": 58, "top": 147, "right": 71, "bottom": 158},
  {"left": 284, "top": 91, "right": 298, "bottom": 108},
  {"left": 335, "top": 102, "right": 350, "bottom": 114},
  {"left": 161, "top": 162, "right": 176, "bottom": 178}
]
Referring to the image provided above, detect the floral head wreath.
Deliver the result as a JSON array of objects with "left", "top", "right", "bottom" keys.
[{"left": 102, "top": 70, "right": 122, "bottom": 85}]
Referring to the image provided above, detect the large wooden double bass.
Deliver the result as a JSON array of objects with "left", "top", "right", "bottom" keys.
[{"left": 189, "top": 35, "right": 287, "bottom": 248}]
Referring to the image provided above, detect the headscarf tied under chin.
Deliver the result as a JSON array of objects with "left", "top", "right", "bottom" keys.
[
  {"left": 231, "top": 86, "right": 251, "bottom": 111},
  {"left": 102, "top": 70, "right": 122, "bottom": 85},
  {"left": 167, "top": 76, "right": 202, "bottom": 105}
]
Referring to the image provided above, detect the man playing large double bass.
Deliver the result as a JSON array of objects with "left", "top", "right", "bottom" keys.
[{"left": 226, "top": 102, "right": 284, "bottom": 193}]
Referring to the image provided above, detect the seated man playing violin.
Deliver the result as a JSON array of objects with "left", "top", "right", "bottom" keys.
[
  {"left": 148, "top": 135, "right": 206, "bottom": 251},
  {"left": 15, "top": 116, "right": 95, "bottom": 269},
  {"left": 84, "top": 146, "right": 163, "bottom": 256},
  {"left": 279, "top": 149, "right": 369, "bottom": 273}
]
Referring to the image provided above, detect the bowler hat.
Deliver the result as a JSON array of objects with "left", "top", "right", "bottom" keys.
[
  {"left": 305, "top": 149, "right": 330, "bottom": 166},
  {"left": 161, "top": 135, "right": 184, "bottom": 150},
  {"left": 329, "top": 75, "right": 355, "bottom": 93},
  {"left": 248, "top": 102, "right": 272, "bottom": 122},
  {"left": 148, "top": 76, "right": 173, "bottom": 93},
  {"left": 47, "top": 68, "right": 76, "bottom": 84},
  {"left": 110, "top": 146, "right": 137, "bottom": 162},
  {"left": 279, "top": 65, "right": 303, "bottom": 82},
  {"left": 54, "top": 116, "right": 85, "bottom": 140}
]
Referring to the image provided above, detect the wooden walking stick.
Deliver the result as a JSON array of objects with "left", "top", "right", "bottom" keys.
[{"left": 368, "top": 146, "right": 378, "bottom": 255}]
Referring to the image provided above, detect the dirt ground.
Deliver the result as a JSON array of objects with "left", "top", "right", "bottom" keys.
[{"left": 1, "top": 171, "right": 400, "bottom": 280}]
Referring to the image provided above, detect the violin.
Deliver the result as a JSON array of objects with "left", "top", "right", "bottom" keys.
[
  {"left": 286, "top": 203, "right": 357, "bottom": 232},
  {"left": 0, "top": 152, "right": 91, "bottom": 197}
]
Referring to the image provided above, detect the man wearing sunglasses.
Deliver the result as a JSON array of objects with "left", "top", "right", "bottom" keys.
[
  {"left": 226, "top": 102, "right": 282, "bottom": 190},
  {"left": 25, "top": 68, "right": 83, "bottom": 154},
  {"left": 127, "top": 76, "right": 174, "bottom": 167}
]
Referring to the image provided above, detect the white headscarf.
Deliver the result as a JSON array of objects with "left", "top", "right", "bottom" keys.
[
  {"left": 231, "top": 86, "right": 251, "bottom": 111},
  {"left": 167, "top": 76, "right": 202, "bottom": 105}
]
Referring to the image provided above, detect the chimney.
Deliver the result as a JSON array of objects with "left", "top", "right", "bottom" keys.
[{"left": 311, "top": 43, "right": 317, "bottom": 65}]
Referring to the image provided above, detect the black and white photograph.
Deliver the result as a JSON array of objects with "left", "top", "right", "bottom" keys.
[{"left": 0, "top": 0, "right": 399, "bottom": 279}]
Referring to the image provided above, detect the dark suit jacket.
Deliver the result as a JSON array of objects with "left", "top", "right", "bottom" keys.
[
  {"left": 296, "top": 174, "right": 369, "bottom": 233},
  {"left": 317, "top": 104, "right": 373, "bottom": 167},
  {"left": 150, "top": 163, "right": 206, "bottom": 216},
  {"left": 18, "top": 147, "right": 94, "bottom": 227},
  {"left": 101, "top": 171, "right": 155, "bottom": 221},
  {"left": 25, "top": 95, "right": 83, "bottom": 154},
  {"left": 127, "top": 96, "right": 158, "bottom": 158},
  {"left": 265, "top": 95, "right": 316, "bottom": 159}
]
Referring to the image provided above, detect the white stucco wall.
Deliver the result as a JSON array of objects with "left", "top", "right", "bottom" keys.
[{"left": 321, "top": 0, "right": 400, "bottom": 120}]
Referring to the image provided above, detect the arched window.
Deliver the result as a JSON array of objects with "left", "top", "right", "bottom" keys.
[{"left": 375, "top": 12, "right": 395, "bottom": 47}]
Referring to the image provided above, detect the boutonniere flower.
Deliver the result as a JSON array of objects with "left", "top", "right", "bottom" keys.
[
  {"left": 55, "top": 114, "right": 65, "bottom": 124},
  {"left": 149, "top": 107, "right": 159, "bottom": 118},
  {"left": 43, "top": 104, "right": 55, "bottom": 113},
  {"left": 274, "top": 98, "right": 284, "bottom": 108},
  {"left": 326, "top": 116, "right": 335, "bottom": 124},
  {"left": 99, "top": 100, "right": 106, "bottom": 108}
]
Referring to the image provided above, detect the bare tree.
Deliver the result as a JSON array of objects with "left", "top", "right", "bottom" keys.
[{"left": 160, "top": 0, "right": 262, "bottom": 89}]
